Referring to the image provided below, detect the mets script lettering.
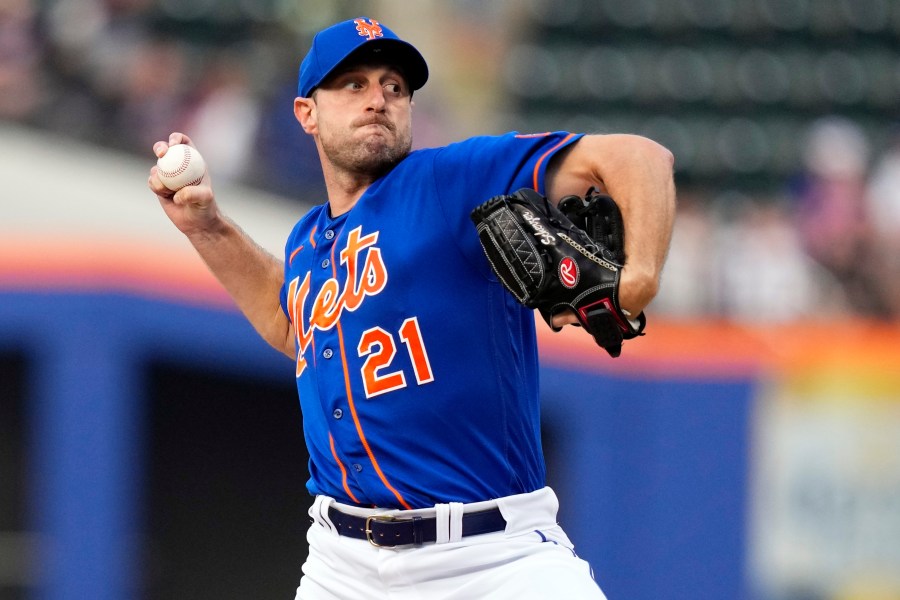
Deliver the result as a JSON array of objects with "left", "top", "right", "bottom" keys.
[{"left": 287, "top": 226, "right": 387, "bottom": 378}]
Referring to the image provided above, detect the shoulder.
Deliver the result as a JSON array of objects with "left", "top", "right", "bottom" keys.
[
  {"left": 429, "top": 132, "right": 581, "bottom": 168},
  {"left": 443, "top": 131, "right": 569, "bottom": 151},
  {"left": 285, "top": 204, "right": 326, "bottom": 245}
]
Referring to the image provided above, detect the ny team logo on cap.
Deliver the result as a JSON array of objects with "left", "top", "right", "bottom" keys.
[
  {"left": 355, "top": 18, "right": 383, "bottom": 40},
  {"left": 297, "top": 16, "right": 429, "bottom": 98}
]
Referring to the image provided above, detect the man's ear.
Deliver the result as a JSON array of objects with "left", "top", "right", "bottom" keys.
[{"left": 294, "top": 97, "right": 316, "bottom": 134}]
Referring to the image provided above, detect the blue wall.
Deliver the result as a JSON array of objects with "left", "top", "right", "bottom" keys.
[
  {"left": 541, "top": 369, "right": 754, "bottom": 599},
  {"left": 1, "top": 291, "right": 754, "bottom": 600}
]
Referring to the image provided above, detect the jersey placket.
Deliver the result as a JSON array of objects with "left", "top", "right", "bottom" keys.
[{"left": 308, "top": 220, "right": 371, "bottom": 502}]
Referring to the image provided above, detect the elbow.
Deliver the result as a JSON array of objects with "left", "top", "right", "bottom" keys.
[
  {"left": 280, "top": 326, "right": 297, "bottom": 360},
  {"left": 630, "top": 134, "right": 675, "bottom": 170},
  {"left": 658, "top": 143, "right": 675, "bottom": 169},
  {"left": 636, "top": 136, "right": 676, "bottom": 199},
  {"left": 594, "top": 133, "right": 675, "bottom": 184}
]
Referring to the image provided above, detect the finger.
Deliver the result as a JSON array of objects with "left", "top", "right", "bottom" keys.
[
  {"left": 172, "top": 183, "right": 210, "bottom": 207},
  {"left": 550, "top": 311, "right": 580, "bottom": 328},
  {"left": 168, "top": 131, "right": 193, "bottom": 147},
  {"left": 152, "top": 140, "right": 169, "bottom": 158},
  {"left": 171, "top": 186, "right": 191, "bottom": 206},
  {"left": 148, "top": 167, "right": 174, "bottom": 197}
]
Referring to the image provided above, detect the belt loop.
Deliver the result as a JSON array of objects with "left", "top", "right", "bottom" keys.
[
  {"left": 448, "top": 502, "right": 464, "bottom": 542},
  {"left": 411, "top": 516, "right": 424, "bottom": 546},
  {"left": 435, "top": 503, "right": 450, "bottom": 543},
  {"left": 311, "top": 496, "right": 337, "bottom": 534}
]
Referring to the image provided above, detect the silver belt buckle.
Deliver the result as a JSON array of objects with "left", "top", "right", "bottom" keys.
[{"left": 364, "top": 514, "right": 396, "bottom": 547}]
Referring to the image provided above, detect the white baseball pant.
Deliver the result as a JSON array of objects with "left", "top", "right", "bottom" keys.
[{"left": 294, "top": 486, "right": 608, "bottom": 599}]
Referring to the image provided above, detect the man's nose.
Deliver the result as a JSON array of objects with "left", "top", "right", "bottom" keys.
[{"left": 365, "top": 85, "right": 387, "bottom": 111}]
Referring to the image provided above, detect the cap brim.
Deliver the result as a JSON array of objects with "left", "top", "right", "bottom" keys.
[{"left": 322, "top": 38, "right": 429, "bottom": 93}]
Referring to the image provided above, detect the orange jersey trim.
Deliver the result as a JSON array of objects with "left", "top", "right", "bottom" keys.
[
  {"left": 335, "top": 318, "right": 412, "bottom": 510},
  {"left": 532, "top": 133, "right": 576, "bottom": 192},
  {"left": 328, "top": 238, "right": 412, "bottom": 510},
  {"left": 308, "top": 226, "right": 318, "bottom": 249},
  {"left": 288, "top": 245, "right": 304, "bottom": 266}
]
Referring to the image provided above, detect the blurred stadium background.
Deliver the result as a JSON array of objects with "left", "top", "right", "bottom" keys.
[{"left": 2, "top": 0, "right": 900, "bottom": 598}]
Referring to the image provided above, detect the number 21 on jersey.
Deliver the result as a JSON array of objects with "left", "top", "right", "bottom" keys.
[{"left": 357, "top": 316, "right": 434, "bottom": 398}]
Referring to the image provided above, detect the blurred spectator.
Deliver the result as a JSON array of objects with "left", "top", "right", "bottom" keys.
[
  {"left": 38, "top": 0, "right": 165, "bottom": 146},
  {"left": 789, "top": 117, "right": 888, "bottom": 317},
  {"left": 865, "top": 128, "right": 900, "bottom": 316},
  {"left": 0, "top": 0, "right": 42, "bottom": 119},
  {"left": 251, "top": 80, "right": 327, "bottom": 202},
  {"left": 712, "top": 198, "right": 843, "bottom": 322},
  {"left": 6, "top": 0, "right": 900, "bottom": 324},
  {"left": 180, "top": 48, "right": 261, "bottom": 183},
  {"left": 866, "top": 130, "right": 900, "bottom": 237},
  {"left": 112, "top": 37, "right": 187, "bottom": 150},
  {"left": 651, "top": 192, "right": 717, "bottom": 318}
]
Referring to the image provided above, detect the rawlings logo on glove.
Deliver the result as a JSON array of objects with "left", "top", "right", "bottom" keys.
[{"left": 470, "top": 187, "right": 645, "bottom": 358}]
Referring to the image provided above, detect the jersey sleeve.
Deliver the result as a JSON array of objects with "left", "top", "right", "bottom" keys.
[
  {"left": 432, "top": 131, "right": 582, "bottom": 212},
  {"left": 430, "top": 131, "right": 583, "bottom": 275}
]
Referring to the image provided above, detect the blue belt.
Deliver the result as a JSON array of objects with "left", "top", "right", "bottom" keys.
[{"left": 327, "top": 505, "right": 507, "bottom": 547}]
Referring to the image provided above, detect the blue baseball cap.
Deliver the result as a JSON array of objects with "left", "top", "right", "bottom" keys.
[{"left": 297, "top": 17, "right": 429, "bottom": 98}]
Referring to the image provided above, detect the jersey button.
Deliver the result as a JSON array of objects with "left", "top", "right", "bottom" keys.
[
  {"left": 332, "top": 408, "right": 343, "bottom": 419},
  {"left": 352, "top": 464, "right": 363, "bottom": 472},
  {"left": 323, "top": 348, "right": 333, "bottom": 359},
  {"left": 324, "top": 230, "right": 335, "bottom": 240},
  {"left": 321, "top": 258, "right": 330, "bottom": 268}
]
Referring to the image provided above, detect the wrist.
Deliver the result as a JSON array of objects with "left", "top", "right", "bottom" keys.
[
  {"left": 618, "top": 266, "right": 658, "bottom": 315},
  {"left": 184, "top": 212, "right": 231, "bottom": 246}
]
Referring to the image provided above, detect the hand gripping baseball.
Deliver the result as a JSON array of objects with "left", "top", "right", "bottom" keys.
[
  {"left": 470, "top": 188, "right": 646, "bottom": 358},
  {"left": 148, "top": 133, "right": 218, "bottom": 237}
]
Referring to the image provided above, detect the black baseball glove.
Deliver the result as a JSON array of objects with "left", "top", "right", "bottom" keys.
[{"left": 470, "top": 187, "right": 645, "bottom": 358}]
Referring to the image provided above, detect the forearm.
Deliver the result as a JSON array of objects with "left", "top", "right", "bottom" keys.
[
  {"left": 148, "top": 133, "right": 296, "bottom": 358},
  {"left": 598, "top": 136, "right": 676, "bottom": 309},
  {"left": 547, "top": 134, "right": 676, "bottom": 313},
  {"left": 187, "top": 216, "right": 295, "bottom": 358}
]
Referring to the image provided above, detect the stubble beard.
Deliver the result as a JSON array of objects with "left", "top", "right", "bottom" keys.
[{"left": 321, "top": 125, "right": 412, "bottom": 179}]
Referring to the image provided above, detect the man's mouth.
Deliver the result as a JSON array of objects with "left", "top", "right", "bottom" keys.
[{"left": 354, "top": 117, "right": 392, "bottom": 131}]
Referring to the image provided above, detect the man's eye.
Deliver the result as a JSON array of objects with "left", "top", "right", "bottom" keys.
[{"left": 385, "top": 83, "right": 401, "bottom": 94}]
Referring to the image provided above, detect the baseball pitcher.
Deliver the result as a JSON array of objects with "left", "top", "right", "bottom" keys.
[{"left": 148, "top": 16, "right": 675, "bottom": 600}]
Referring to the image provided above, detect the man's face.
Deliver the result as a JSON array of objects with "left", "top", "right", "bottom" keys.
[{"left": 310, "top": 61, "right": 413, "bottom": 177}]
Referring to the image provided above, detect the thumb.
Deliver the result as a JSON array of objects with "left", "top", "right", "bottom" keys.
[{"left": 172, "top": 183, "right": 212, "bottom": 207}]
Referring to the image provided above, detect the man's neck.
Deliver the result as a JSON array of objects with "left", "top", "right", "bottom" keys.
[
  {"left": 324, "top": 170, "right": 377, "bottom": 217},
  {"left": 316, "top": 142, "right": 409, "bottom": 216}
]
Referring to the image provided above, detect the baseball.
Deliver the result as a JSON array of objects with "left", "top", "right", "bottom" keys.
[{"left": 156, "top": 144, "right": 206, "bottom": 191}]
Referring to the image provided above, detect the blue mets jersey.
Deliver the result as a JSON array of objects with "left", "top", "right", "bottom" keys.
[{"left": 280, "top": 131, "right": 582, "bottom": 509}]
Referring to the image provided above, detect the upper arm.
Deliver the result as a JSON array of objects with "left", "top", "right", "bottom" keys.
[
  {"left": 543, "top": 133, "right": 677, "bottom": 313},
  {"left": 544, "top": 134, "right": 675, "bottom": 203}
]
